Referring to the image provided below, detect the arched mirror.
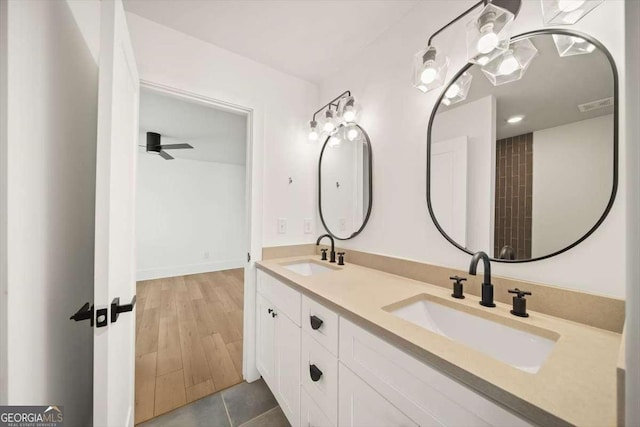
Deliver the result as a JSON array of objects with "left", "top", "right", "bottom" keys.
[
  {"left": 427, "top": 30, "right": 618, "bottom": 262},
  {"left": 319, "top": 123, "right": 373, "bottom": 240}
]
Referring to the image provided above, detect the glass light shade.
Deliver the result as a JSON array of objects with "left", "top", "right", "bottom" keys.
[
  {"left": 346, "top": 125, "right": 360, "bottom": 141},
  {"left": 321, "top": 109, "right": 336, "bottom": 133},
  {"left": 328, "top": 135, "right": 342, "bottom": 148},
  {"left": 441, "top": 72, "right": 473, "bottom": 106},
  {"left": 541, "top": 0, "right": 604, "bottom": 25},
  {"left": 466, "top": 3, "right": 515, "bottom": 65},
  {"left": 480, "top": 38, "right": 538, "bottom": 86},
  {"left": 308, "top": 120, "right": 319, "bottom": 141},
  {"left": 339, "top": 96, "right": 360, "bottom": 123},
  {"left": 412, "top": 46, "right": 449, "bottom": 93},
  {"left": 552, "top": 34, "right": 596, "bottom": 56}
]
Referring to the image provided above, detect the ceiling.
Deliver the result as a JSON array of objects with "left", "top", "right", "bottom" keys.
[
  {"left": 139, "top": 88, "right": 247, "bottom": 164},
  {"left": 124, "top": 0, "right": 419, "bottom": 83},
  {"left": 437, "top": 34, "right": 614, "bottom": 140}
]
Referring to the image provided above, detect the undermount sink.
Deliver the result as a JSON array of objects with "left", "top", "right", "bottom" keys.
[
  {"left": 386, "top": 296, "right": 558, "bottom": 373},
  {"left": 282, "top": 261, "right": 338, "bottom": 276}
]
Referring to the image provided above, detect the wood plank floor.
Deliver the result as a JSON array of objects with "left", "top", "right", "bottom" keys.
[{"left": 134, "top": 269, "right": 244, "bottom": 425}]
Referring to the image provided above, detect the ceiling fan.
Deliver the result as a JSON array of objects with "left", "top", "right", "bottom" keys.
[{"left": 145, "top": 131, "right": 194, "bottom": 160}]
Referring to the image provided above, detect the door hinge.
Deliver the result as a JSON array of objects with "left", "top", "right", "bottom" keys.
[{"left": 247, "top": 252, "right": 251, "bottom": 262}]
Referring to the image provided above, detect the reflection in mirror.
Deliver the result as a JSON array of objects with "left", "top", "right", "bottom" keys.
[
  {"left": 428, "top": 31, "right": 616, "bottom": 262},
  {"left": 319, "top": 124, "right": 372, "bottom": 240}
]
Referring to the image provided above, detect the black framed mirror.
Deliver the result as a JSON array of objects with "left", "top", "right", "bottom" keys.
[
  {"left": 319, "top": 123, "right": 373, "bottom": 240},
  {"left": 427, "top": 29, "right": 618, "bottom": 262}
]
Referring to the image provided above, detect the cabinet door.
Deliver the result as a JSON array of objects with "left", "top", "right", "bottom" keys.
[
  {"left": 256, "top": 293, "right": 276, "bottom": 386},
  {"left": 339, "top": 364, "right": 419, "bottom": 427},
  {"left": 275, "top": 311, "right": 301, "bottom": 427}
]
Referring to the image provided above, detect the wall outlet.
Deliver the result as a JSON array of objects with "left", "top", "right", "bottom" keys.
[
  {"left": 278, "top": 218, "right": 287, "bottom": 234},
  {"left": 304, "top": 218, "right": 313, "bottom": 234}
]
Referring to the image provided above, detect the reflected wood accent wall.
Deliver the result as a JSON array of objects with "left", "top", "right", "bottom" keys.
[{"left": 494, "top": 133, "right": 533, "bottom": 260}]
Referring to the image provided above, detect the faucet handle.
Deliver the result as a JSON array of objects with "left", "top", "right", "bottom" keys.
[
  {"left": 320, "top": 248, "right": 328, "bottom": 261},
  {"left": 508, "top": 288, "right": 531, "bottom": 318},
  {"left": 449, "top": 275, "right": 467, "bottom": 284},
  {"left": 508, "top": 288, "right": 531, "bottom": 298},
  {"left": 337, "top": 252, "right": 345, "bottom": 266}
]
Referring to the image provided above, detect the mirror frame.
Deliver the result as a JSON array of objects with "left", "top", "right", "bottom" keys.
[
  {"left": 426, "top": 29, "right": 619, "bottom": 263},
  {"left": 319, "top": 123, "right": 373, "bottom": 240}
]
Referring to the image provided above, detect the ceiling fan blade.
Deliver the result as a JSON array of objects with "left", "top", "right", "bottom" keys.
[
  {"left": 160, "top": 143, "right": 194, "bottom": 150},
  {"left": 159, "top": 150, "right": 174, "bottom": 160}
]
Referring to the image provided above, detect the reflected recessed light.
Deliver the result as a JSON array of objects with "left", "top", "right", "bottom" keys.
[{"left": 507, "top": 115, "right": 524, "bottom": 124}]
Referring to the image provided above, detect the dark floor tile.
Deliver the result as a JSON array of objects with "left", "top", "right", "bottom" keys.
[
  {"left": 239, "top": 407, "right": 290, "bottom": 427},
  {"left": 137, "top": 393, "right": 230, "bottom": 427},
  {"left": 222, "top": 379, "right": 278, "bottom": 427}
]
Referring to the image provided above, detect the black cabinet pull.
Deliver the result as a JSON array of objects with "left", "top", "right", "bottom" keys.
[
  {"left": 310, "top": 315, "right": 323, "bottom": 330},
  {"left": 111, "top": 296, "right": 137, "bottom": 323},
  {"left": 309, "top": 364, "right": 323, "bottom": 382}
]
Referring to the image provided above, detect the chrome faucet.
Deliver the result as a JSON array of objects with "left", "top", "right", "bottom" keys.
[
  {"left": 468, "top": 251, "right": 496, "bottom": 307},
  {"left": 316, "top": 234, "right": 336, "bottom": 263}
]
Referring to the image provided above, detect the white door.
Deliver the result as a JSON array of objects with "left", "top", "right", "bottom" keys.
[
  {"left": 338, "top": 364, "right": 418, "bottom": 427},
  {"left": 431, "top": 137, "right": 469, "bottom": 247},
  {"left": 93, "top": 0, "right": 140, "bottom": 425},
  {"left": 275, "top": 311, "right": 301, "bottom": 426},
  {"left": 256, "top": 293, "right": 276, "bottom": 385}
]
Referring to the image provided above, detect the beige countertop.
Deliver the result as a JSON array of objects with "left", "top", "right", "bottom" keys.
[{"left": 257, "top": 256, "right": 621, "bottom": 427}]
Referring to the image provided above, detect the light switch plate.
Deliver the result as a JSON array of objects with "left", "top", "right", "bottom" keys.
[
  {"left": 304, "top": 218, "right": 312, "bottom": 234},
  {"left": 278, "top": 218, "right": 287, "bottom": 234}
]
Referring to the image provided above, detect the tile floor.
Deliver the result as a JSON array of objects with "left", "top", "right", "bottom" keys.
[{"left": 137, "top": 379, "right": 290, "bottom": 427}]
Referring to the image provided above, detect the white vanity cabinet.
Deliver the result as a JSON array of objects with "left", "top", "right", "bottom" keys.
[
  {"left": 256, "top": 269, "right": 533, "bottom": 427},
  {"left": 256, "top": 271, "right": 301, "bottom": 426}
]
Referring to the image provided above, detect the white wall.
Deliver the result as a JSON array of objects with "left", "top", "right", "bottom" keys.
[
  {"left": 532, "top": 115, "right": 613, "bottom": 257},
  {"left": 125, "top": 13, "right": 320, "bottom": 248},
  {"left": 318, "top": 0, "right": 626, "bottom": 298},
  {"left": 432, "top": 95, "right": 496, "bottom": 252},
  {"left": 2, "top": 0, "right": 97, "bottom": 423},
  {"left": 136, "top": 155, "right": 246, "bottom": 280}
]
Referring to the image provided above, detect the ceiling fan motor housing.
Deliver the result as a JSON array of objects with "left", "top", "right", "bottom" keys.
[{"left": 146, "top": 132, "right": 162, "bottom": 152}]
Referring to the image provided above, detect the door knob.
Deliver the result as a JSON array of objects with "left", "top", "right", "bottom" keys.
[{"left": 111, "top": 296, "right": 137, "bottom": 323}]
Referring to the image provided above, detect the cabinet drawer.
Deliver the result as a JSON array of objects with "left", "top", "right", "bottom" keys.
[
  {"left": 257, "top": 270, "right": 301, "bottom": 326},
  {"left": 339, "top": 318, "right": 533, "bottom": 427},
  {"left": 302, "top": 295, "right": 339, "bottom": 356},
  {"left": 301, "top": 387, "right": 335, "bottom": 427},
  {"left": 301, "top": 331, "right": 338, "bottom": 423}
]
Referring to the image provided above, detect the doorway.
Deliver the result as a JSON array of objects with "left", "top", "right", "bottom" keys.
[{"left": 133, "top": 85, "right": 251, "bottom": 424}]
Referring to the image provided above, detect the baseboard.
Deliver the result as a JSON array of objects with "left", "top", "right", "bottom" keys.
[{"left": 136, "top": 259, "right": 244, "bottom": 281}]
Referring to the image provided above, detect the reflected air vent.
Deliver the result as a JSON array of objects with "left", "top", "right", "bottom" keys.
[{"left": 578, "top": 97, "right": 613, "bottom": 113}]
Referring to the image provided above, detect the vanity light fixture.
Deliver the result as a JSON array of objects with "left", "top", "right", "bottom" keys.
[
  {"left": 441, "top": 72, "right": 473, "bottom": 106},
  {"left": 307, "top": 90, "right": 362, "bottom": 142},
  {"left": 552, "top": 34, "right": 596, "bottom": 56},
  {"left": 541, "top": 0, "right": 604, "bottom": 26},
  {"left": 328, "top": 135, "right": 342, "bottom": 148},
  {"left": 507, "top": 115, "right": 524, "bottom": 124},
  {"left": 480, "top": 38, "right": 538, "bottom": 86},
  {"left": 413, "top": 0, "right": 521, "bottom": 94}
]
